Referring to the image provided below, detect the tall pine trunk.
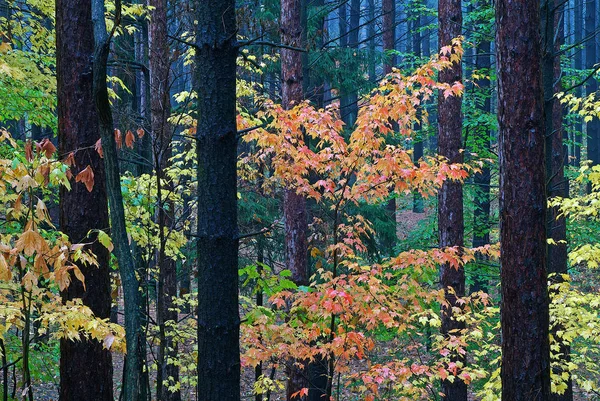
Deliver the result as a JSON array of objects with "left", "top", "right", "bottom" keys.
[
  {"left": 437, "top": 0, "right": 466, "bottom": 399},
  {"left": 194, "top": 1, "right": 241, "bottom": 400},
  {"left": 57, "top": 0, "right": 113, "bottom": 398},
  {"left": 496, "top": 0, "right": 551, "bottom": 398}
]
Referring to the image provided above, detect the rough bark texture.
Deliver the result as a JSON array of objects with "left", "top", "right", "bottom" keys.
[
  {"left": 149, "top": 0, "right": 181, "bottom": 399},
  {"left": 282, "top": 0, "right": 310, "bottom": 399},
  {"left": 382, "top": 0, "right": 396, "bottom": 74},
  {"left": 91, "top": 0, "right": 145, "bottom": 399},
  {"left": 438, "top": 0, "right": 466, "bottom": 399},
  {"left": 56, "top": 0, "right": 113, "bottom": 398},
  {"left": 496, "top": 0, "right": 551, "bottom": 399},
  {"left": 543, "top": 2, "right": 573, "bottom": 399},
  {"left": 194, "top": 1, "right": 240, "bottom": 400}
]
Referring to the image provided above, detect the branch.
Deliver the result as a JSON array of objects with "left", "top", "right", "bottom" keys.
[{"left": 239, "top": 40, "right": 306, "bottom": 53}]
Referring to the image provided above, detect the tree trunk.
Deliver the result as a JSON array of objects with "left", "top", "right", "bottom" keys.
[
  {"left": 438, "top": 0, "right": 466, "bottom": 399},
  {"left": 382, "top": 0, "right": 396, "bottom": 75},
  {"left": 282, "top": 0, "right": 310, "bottom": 399},
  {"left": 194, "top": 1, "right": 240, "bottom": 400},
  {"left": 543, "top": 1, "right": 573, "bottom": 399},
  {"left": 149, "top": 0, "right": 181, "bottom": 399},
  {"left": 496, "top": 0, "right": 551, "bottom": 399},
  {"left": 91, "top": 0, "right": 145, "bottom": 399},
  {"left": 56, "top": 0, "right": 113, "bottom": 398},
  {"left": 412, "top": 11, "right": 424, "bottom": 213}
]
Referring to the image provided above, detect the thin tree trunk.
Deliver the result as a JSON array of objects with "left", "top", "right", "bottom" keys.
[
  {"left": 91, "top": 0, "right": 145, "bottom": 399},
  {"left": 194, "top": 1, "right": 240, "bottom": 400},
  {"left": 281, "top": 0, "right": 310, "bottom": 399},
  {"left": 438, "top": 0, "right": 466, "bottom": 399},
  {"left": 543, "top": 1, "right": 573, "bottom": 399},
  {"left": 56, "top": 0, "right": 113, "bottom": 399},
  {"left": 412, "top": 11, "right": 424, "bottom": 213},
  {"left": 149, "top": 0, "right": 181, "bottom": 399},
  {"left": 496, "top": 0, "right": 551, "bottom": 398}
]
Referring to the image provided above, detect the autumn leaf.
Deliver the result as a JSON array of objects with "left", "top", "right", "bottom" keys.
[
  {"left": 136, "top": 128, "right": 145, "bottom": 138},
  {"left": 16, "top": 229, "right": 45, "bottom": 256},
  {"left": 125, "top": 130, "right": 135, "bottom": 148},
  {"left": 76, "top": 165, "right": 95, "bottom": 192},
  {"left": 0, "top": 254, "right": 12, "bottom": 281},
  {"left": 97, "top": 230, "right": 114, "bottom": 252},
  {"left": 25, "top": 140, "right": 33, "bottom": 162},
  {"left": 95, "top": 138, "right": 103, "bottom": 158},
  {"left": 290, "top": 388, "right": 308, "bottom": 399},
  {"left": 64, "top": 152, "right": 76, "bottom": 166},
  {"left": 39, "top": 138, "right": 57, "bottom": 158}
]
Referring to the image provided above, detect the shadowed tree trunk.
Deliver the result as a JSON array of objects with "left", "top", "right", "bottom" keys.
[
  {"left": 194, "top": 1, "right": 240, "bottom": 400},
  {"left": 282, "top": 0, "right": 310, "bottom": 399},
  {"left": 57, "top": 0, "right": 113, "bottom": 398},
  {"left": 437, "top": 0, "right": 466, "bottom": 399},
  {"left": 543, "top": 1, "right": 573, "bottom": 399},
  {"left": 149, "top": 0, "right": 181, "bottom": 399},
  {"left": 496, "top": 0, "right": 551, "bottom": 399},
  {"left": 91, "top": 0, "right": 145, "bottom": 399}
]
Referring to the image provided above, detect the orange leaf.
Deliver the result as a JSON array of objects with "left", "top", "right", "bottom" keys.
[
  {"left": 25, "top": 140, "right": 33, "bottom": 162},
  {"left": 136, "top": 128, "right": 145, "bottom": 138},
  {"left": 125, "top": 130, "right": 135, "bottom": 148},
  {"left": 39, "top": 138, "right": 56, "bottom": 158},
  {"left": 64, "top": 152, "right": 76, "bottom": 167},
  {"left": 290, "top": 388, "right": 308, "bottom": 399},
  {"left": 76, "top": 165, "right": 95, "bottom": 192}
]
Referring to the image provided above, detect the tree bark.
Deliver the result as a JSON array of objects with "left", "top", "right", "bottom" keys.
[
  {"left": 382, "top": 0, "right": 396, "bottom": 75},
  {"left": 91, "top": 0, "right": 145, "bottom": 399},
  {"left": 194, "top": 1, "right": 240, "bottom": 400},
  {"left": 281, "top": 0, "right": 310, "bottom": 399},
  {"left": 438, "top": 0, "right": 466, "bottom": 399},
  {"left": 149, "top": 0, "right": 181, "bottom": 399},
  {"left": 543, "top": 1, "right": 573, "bottom": 399},
  {"left": 496, "top": 0, "right": 551, "bottom": 399},
  {"left": 56, "top": 0, "right": 113, "bottom": 398}
]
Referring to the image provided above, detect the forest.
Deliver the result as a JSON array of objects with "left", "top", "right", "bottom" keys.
[{"left": 0, "top": 0, "right": 600, "bottom": 400}]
